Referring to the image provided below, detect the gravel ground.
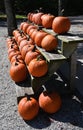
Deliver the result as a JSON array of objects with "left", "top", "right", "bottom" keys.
[{"left": 0, "top": 16, "right": 83, "bottom": 130}]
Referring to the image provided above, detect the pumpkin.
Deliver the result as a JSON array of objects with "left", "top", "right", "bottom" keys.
[
  {"left": 41, "top": 34, "right": 58, "bottom": 51},
  {"left": 13, "top": 29, "right": 19, "bottom": 36},
  {"left": 28, "top": 56, "right": 48, "bottom": 77},
  {"left": 10, "top": 54, "right": 23, "bottom": 64},
  {"left": 21, "top": 44, "right": 35, "bottom": 60},
  {"left": 17, "top": 35, "right": 27, "bottom": 46},
  {"left": 34, "top": 30, "right": 48, "bottom": 47},
  {"left": 41, "top": 14, "right": 55, "bottom": 28},
  {"left": 30, "top": 29, "right": 38, "bottom": 41},
  {"left": 20, "top": 22, "right": 26, "bottom": 30},
  {"left": 18, "top": 94, "right": 39, "bottom": 120},
  {"left": 8, "top": 50, "right": 21, "bottom": 62},
  {"left": 39, "top": 91, "right": 62, "bottom": 114},
  {"left": 33, "top": 12, "right": 44, "bottom": 25},
  {"left": 25, "top": 47, "right": 41, "bottom": 65},
  {"left": 52, "top": 16, "right": 71, "bottom": 34},
  {"left": 22, "top": 22, "right": 30, "bottom": 33},
  {"left": 9, "top": 60, "right": 28, "bottom": 82},
  {"left": 26, "top": 25, "right": 37, "bottom": 35}
]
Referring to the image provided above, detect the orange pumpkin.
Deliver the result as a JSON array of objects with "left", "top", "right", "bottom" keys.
[
  {"left": 22, "top": 22, "right": 30, "bottom": 33},
  {"left": 39, "top": 91, "right": 62, "bottom": 114},
  {"left": 52, "top": 16, "right": 71, "bottom": 34},
  {"left": 41, "top": 34, "right": 58, "bottom": 51},
  {"left": 21, "top": 44, "right": 35, "bottom": 60},
  {"left": 33, "top": 12, "right": 44, "bottom": 25},
  {"left": 25, "top": 47, "right": 41, "bottom": 65},
  {"left": 34, "top": 30, "right": 48, "bottom": 47},
  {"left": 41, "top": 14, "right": 55, "bottom": 28},
  {"left": 18, "top": 94, "right": 39, "bottom": 120},
  {"left": 9, "top": 60, "right": 28, "bottom": 82},
  {"left": 10, "top": 54, "right": 23, "bottom": 64},
  {"left": 28, "top": 56, "right": 48, "bottom": 77}
]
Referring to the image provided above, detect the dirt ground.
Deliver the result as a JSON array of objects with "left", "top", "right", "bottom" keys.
[{"left": 0, "top": 16, "right": 83, "bottom": 130}]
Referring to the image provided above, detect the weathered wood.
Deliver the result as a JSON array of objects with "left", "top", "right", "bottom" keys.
[
  {"left": 69, "top": 50, "right": 77, "bottom": 91},
  {"left": 15, "top": 27, "right": 83, "bottom": 99},
  {"left": 36, "top": 46, "right": 66, "bottom": 62}
]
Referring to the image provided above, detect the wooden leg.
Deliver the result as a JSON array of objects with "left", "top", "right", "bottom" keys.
[{"left": 69, "top": 50, "right": 77, "bottom": 92}]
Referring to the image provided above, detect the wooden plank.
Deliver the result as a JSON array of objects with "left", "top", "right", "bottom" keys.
[
  {"left": 36, "top": 46, "right": 66, "bottom": 62},
  {"left": 61, "top": 41, "right": 78, "bottom": 58},
  {"left": 31, "top": 59, "right": 66, "bottom": 93},
  {"left": 15, "top": 76, "right": 34, "bottom": 103},
  {"left": 42, "top": 28, "right": 83, "bottom": 43}
]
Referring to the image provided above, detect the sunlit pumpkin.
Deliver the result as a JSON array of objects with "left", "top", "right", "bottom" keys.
[
  {"left": 18, "top": 94, "right": 39, "bottom": 120},
  {"left": 41, "top": 34, "right": 58, "bottom": 51},
  {"left": 41, "top": 14, "right": 55, "bottom": 28},
  {"left": 9, "top": 60, "right": 28, "bottom": 82},
  {"left": 25, "top": 47, "right": 41, "bottom": 65},
  {"left": 39, "top": 91, "right": 62, "bottom": 114},
  {"left": 34, "top": 30, "right": 48, "bottom": 47},
  {"left": 28, "top": 56, "right": 48, "bottom": 77},
  {"left": 52, "top": 16, "right": 71, "bottom": 34}
]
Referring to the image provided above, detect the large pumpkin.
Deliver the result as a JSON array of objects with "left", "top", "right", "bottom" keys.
[
  {"left": 39, "top": 91, "right": 62, "bottom": 114},
  {"left": 28, "top": 56, "right": 48, "bottom": 77},
  {"left": 52, "top": 16, "right": 71, "bottom": 34},
  {"left": 18, "top": 94, "right": 39, "bottom": 120},
  {"left": 41, "top": 34, "right": 58, "bottom": 51}
]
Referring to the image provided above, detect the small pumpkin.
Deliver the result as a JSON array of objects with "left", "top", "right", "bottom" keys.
[
  {"left": 9, "top": 60, "right": 28, "bottom": 82},
  {"left": 33, "top": 12, "right": 44, "bottom": 25},
  {"left": 39, "top": 91, "right": 62, "bottom": 114},
  {"left": 34, "top": 30, "right": 48, "bottom": 47},
  {"left": 22, "top": 22, "right": 30, "bottom": 33},
  {"left": 52, "top": 16, "right": 71, "bottom": 34},
  {"left": 25, "top": 46, "right": 41, "bottom": 65},
  {"left": 28, "top": 56, "right": 48, "bottom": 77},
  {"left": 21, "top": 44, "right": 35, "bottom": 60},
  {"left": 10, "top": 54, "right": 23, "bottom": 64},
  {"left": 18, "top": 94, "right": 39, "bottom": 120},
  {"left": 41, "top": 14, "right": 55, "bottom": 28},
  {"left": 41, "top": 34, "right": 58, "bottom": 51}
]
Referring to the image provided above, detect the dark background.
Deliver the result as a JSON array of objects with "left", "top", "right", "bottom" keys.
[{"left": 0, "top": 0, "right": 83, "bottom": 16}]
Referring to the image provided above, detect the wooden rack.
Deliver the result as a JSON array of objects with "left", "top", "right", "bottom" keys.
[{"left": 15, "top": 28, "right": 83, "bottom": 102}]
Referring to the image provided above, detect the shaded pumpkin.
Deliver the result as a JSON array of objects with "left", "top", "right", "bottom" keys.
[
  {"left": 52, "top": 16, "right": 71, "bottom": 34},
  {"left": 39, "top": 91, "right": 62, "bottom": 114},
  {"left": 18, "top": 94, "right": 39, "bottom": 120}
]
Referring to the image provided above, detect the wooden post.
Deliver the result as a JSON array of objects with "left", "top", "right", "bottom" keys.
[
  {"left": 4, "top": 0, "right": 17, "bottom": 36},
  {"left": 58, "top": 0, "right": 64, "bottom": 16},
  {"left": 69, "top": 50, "right": 77, "bottom": 92}
]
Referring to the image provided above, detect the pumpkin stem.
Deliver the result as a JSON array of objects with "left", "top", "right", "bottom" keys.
[
  {"left": 25, "top": 93, "right": 31, "bottom": 100},
  {"left": 15, "top": 62, "right": 18, "bottom": 66}
]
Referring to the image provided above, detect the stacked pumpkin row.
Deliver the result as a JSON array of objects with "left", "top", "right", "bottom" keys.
[
  {"left": 19, "top": 21, "right": 58, "bottom": 51},
  {"left": 6, "top": 30, "right": 49, "bottom": 83},
  {"left": 27, "top": 12, "right": 71, "bottom": 34},
  {"left": 6, "top": 33, "right": 62, "bottom": 121}
]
